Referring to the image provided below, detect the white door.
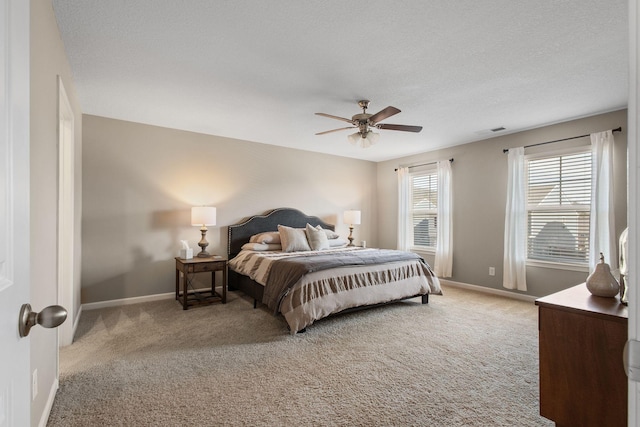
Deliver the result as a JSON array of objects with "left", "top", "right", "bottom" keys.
[{"left": 0, "top": 1, "right": 31, "bottom": 426}]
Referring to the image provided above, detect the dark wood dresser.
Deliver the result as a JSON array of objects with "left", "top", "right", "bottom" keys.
[{"left": 535, "top": 283, "right": 628, "bottom": 427}]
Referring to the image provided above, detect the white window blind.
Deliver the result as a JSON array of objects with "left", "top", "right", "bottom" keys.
[
  {"left": 411, "top": 170, "right": 438, "bottom": 249},
  {"left": 526, "top": 150, "right": 592, "bottom": 265}
]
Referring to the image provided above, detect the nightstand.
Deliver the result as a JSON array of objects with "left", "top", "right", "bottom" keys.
[{"left": 175, "top": 256, "right": 227, "bottom": 310}]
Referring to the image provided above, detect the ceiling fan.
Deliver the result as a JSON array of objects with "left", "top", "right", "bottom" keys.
[{"left": 315, "top": 100, "right": 423, "bottom": 148}]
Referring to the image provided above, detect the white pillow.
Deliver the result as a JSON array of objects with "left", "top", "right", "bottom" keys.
[
  {"left": 328, "top": 238, "right": 348, "bottom": 247},
  {"left": 249, "top": 231, "right": 281, "bottom": 244},
  {"left": 306, "top": 223, "right": 330, "bottom": 251},
  {"left": 241, "top": 243, "right": 282, "bottom": 251},
  {"left": 278, "top": 225, "right": 311, "bottom": 252},
  {"left": 315, "top": 225, "right": 339, "bottom": 239}
]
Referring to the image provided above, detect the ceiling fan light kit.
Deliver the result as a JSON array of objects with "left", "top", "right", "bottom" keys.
[
  {"left": 316, "top": 100, "right": 422, "bottom": 148},
  {"left": 348, "top": 131, "right": 379, "bottom": 148}
]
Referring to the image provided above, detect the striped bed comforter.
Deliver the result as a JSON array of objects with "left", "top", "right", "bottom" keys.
[{"left": 228, "top": 247, "right": 442, "bottom": 333}]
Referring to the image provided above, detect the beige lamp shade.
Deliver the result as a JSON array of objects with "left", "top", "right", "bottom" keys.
[
  {"left": 343, "top": 210, "right": 361, "bottom": 225},
  {"left": 191, "top": 206, "right": 217, "bottom": 226}
]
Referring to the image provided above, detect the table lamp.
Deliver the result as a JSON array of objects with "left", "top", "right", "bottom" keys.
[
  {"left": 191, "top": 206, "right": 217, "bottom": 257},
  {"left": 343, "top": 210, "right": 361, "bottom": 246}
]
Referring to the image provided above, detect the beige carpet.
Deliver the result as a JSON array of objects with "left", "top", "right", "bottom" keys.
[{"left": 48, "top": 285, "right": 553, "bottom": 426}]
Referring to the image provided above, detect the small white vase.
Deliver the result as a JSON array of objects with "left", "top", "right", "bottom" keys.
[{"left": 586, "top": 253, "right": 620, "bottom": 298}]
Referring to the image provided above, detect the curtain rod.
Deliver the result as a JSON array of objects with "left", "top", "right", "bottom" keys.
[
  {"left": 502, "top": 127, "right": 622, "bottom": 153},
  {"left": 394, "top": 158, "right": 454, "bottom": 172}
]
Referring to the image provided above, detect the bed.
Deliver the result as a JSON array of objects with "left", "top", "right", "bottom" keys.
[{"left": 227, "top": 208, "right": 442, "bottom": 333}]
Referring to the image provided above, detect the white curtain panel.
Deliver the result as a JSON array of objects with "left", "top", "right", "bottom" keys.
[
  {"left": 435, "top": 160, "right": 453, "bottom": 277},
  {"left": 589, "top": 130, "right": 616, "bottom": 270},
  {"left": 397, "top": 166, "right": 411, "bottom": 251},
  {"left": 503, "top": 147, "right": 527, "bottom": 291}
]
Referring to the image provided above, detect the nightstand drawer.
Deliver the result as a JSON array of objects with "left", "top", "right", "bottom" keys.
[{"left": 190, "top": 260, "right": 225, "bottom": 273}]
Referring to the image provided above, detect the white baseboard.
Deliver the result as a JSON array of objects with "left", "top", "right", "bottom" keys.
[
  {"left": 60, "top": 305, "right": 84, "bottom": 347},
  {"left": 82, "top": 292, "right": 175, "bottom": 311},
  {"left": 39, "top": 378, "right": 58, "bottom": 427},
  {"left": 61, "top": 305, "right": 83, "bottom": 346},
  {"left": 439, "top": 279, "right": 539, "bottom": 303},
  {"left": 72, "top": 305, "right": 82, "bottom": 338},
  {"left": 80, "top": 282, "right": 538, "bottom": 312}
]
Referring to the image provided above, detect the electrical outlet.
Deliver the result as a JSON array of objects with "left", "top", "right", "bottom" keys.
[
  {"left": 489, "top": 267, "right": 495, "bottom": 276},
  {"left": 32, "top": 369, "right": 38, "bottom": 400}
]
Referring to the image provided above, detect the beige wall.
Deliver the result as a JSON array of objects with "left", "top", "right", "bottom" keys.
[
  {"left": 30, "top": 0, "right": 83, "bottom": 425},
  {"left": 83, "top": 111, "right": 627, "bottom": 303},
  {"left": 81, "top": 115, "right": 377, "bottom": 303},
  {"left": 377, "top": 109, "right": 627, "bottom": 298}
]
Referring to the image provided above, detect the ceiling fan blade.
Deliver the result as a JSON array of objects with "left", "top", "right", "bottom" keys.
[
  {"left": 376, "top": 123, "right": 423, "bottom": 133},
  {"left": 315, "top": 112, "right": 354, "bottom": 124},
  {"left": 316, "top": 127, "right": 354, "bottom": 135},
  {"left": 368, "top": 106, "right": 401, "bottom": 125}
]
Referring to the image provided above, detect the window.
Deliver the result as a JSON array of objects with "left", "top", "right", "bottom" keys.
[
  {"left": 410, "top": 168, "right": 438, "bottom": 250},
  {"left": 526, "top": 149, "right": 592, "bottom": 265}
]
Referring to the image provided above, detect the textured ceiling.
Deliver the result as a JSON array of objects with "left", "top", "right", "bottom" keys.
[{"left": 52, "top": 0, "right": 628, "bottom": 162}]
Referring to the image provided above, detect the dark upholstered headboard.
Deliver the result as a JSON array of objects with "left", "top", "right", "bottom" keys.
[{"left": 227, "top": 208, "right": 335, "bottom": 259}]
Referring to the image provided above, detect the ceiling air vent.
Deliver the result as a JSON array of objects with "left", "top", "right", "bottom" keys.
[{"left": 490, "top": 127, "right": 506, "bottom": 132}]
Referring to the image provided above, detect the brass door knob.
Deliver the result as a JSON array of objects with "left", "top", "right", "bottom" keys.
[{"left": 18, "top": 304, "right": 67, "bottom": 337}]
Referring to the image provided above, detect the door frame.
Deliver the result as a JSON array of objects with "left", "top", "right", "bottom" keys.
[
  {"left": 629, "top": 0, "right": 639, "bottom": 424},
  {"left": 57, "top": 76, "right": 75, "bottom": 347}
]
